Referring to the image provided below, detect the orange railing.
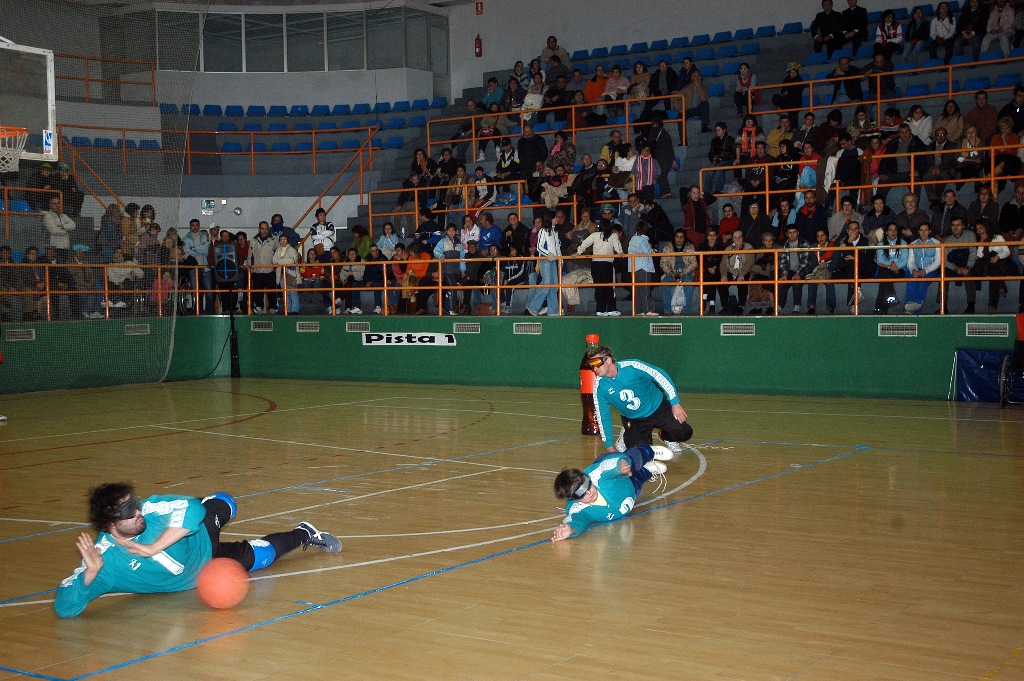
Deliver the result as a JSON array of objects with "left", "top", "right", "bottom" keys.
[
  {"left": 57, "top": 123, "right": 381, "bottom": 176},
  {"left": 750, "top": 54, "right": 1024, "bottom": 124},
  {"left": 425, "top": 93, "right": 687, "bottom": 161},
  {"left": 292, "top": 129, "right": 382, "bottom": 233},
  {"left": 3, "top": 241, "right": 1018, "bottom": 320},
  {"left": 54, "top": 53, "right": 157, "bottom": 106},
  {"left": 0, "top": 187, "right": 62, "bottom": 239}
]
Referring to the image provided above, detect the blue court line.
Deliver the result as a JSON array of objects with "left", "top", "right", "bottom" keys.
[
  {"left": 5, "top": 442, "right": 870, "bottom": 681},
  {"left": 0, "top": 665, "right": 65, "bottom": 681},
  {"left": 0, "top": 588, "right": 57, "bottom": 605}
]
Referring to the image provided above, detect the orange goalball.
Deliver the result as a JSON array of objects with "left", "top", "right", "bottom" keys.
[{"left": 196, "top": 558, "right": 250, "bottom": 609}]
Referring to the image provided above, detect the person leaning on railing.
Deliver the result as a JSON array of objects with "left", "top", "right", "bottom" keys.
[{"left": 0, "top": 244, "right": 32, "bottom": 323}]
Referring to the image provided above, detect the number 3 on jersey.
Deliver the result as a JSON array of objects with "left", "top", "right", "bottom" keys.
[{"left": 619, "top": 389, "right": 641, "bottom": 411}]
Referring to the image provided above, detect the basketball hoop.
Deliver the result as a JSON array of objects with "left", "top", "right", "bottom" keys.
[{"left": 0, "top": 126, "right": 29, "bottom": 173}]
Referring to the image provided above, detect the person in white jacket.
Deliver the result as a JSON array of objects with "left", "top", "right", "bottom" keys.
[
  {"left": 42, "top": 196, "right": 76, "bottom": 260},
  {"left": 579, "top": 219, "right": 623, "bottom": 316},
  {"left": 525, "top": 220, "right": 563, "bottom": 316},
  {"left": 271, "top": 234, "right": 300, "bottom": 314}
]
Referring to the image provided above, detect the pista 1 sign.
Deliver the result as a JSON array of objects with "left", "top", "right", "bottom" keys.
[{"left": 361, "top": 332, "right": 457, "bottom": 346}]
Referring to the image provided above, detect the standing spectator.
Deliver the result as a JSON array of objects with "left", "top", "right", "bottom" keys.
[
  {"left": 812, "top": 0, "right": 845, "bottom": 57},
  {"left": 706, "top": 123, "right": 736, "bottom": 194},
  {"left": 779, "top": 226, "right": 813, "bottom": 313},
  {"left": 182, "top": 218, "right": 213, "bottom": 313},
  {"left": 97, "top": 203, "right": 122, "bottom": 263},
  {"left": 721, "top": 229, "right": 755, "bottom": 314},
  {"left": 579, "top": 219, "right": 623, "bottom": 316},
  {"left": 26, "top": 162, "right": 55, "bottom": 211},
  {"left": 516, "top": 124, "right": 548, "bottom": 179},
  {"left": 627, "top": 222, "right": 657, "bottom": 316},
  {"left": 540, "top": 36, "right": 571, "bottom": 67},
  {"left": 302, "top": 207, "right": 336, "bottom": 255},
  {"left": 52, "top": 162, "right": 84, "bottom": 216},
  {"left": 660, "top": 229, "right": 697, "bottom": 315},
  {"left": 644, "top": 119, "right": 675, "bottom": 199},
  {"left": 525, "top": 218, "right": 562, "bottom": 316},
  {"left": 697, "top": 228, "right": 726, "bottom": 313},
  {"left": 247, "top": 221, "right": 278, "bottom": 314},
  {"left": 42, "top": 196, "right": 75, "bottom": 262}
]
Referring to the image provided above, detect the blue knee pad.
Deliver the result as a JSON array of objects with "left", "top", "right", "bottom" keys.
[
  {"left": 205, "top": 492, "right": 237, "bottom": 519},
  {"left": 248, "top": 539, "right": 277, "bottom": 571}
]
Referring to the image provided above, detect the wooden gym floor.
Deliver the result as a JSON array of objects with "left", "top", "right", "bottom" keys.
[{"left": 0, "top": 379, "right": 1022, "bottom": 681}]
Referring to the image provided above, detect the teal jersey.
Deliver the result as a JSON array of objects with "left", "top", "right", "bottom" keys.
[
  {"left": 594, "top": 359, "right": 680, "bottom": 449},
  {"left": 562, "top": 454, "right": 638, "bottom": 536},
  {"left": 55, "top": 495, "right": 212, "bottom": 618}
]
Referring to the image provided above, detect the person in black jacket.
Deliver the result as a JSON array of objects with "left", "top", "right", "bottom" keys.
[
  {"left": 771, "top": 63, "right": 806, "bottom": 114},
  {"left": 516, "top": 123, "right": 548, "bottom": 178},
  {"left": 878, "top": 124, "right": 926, "bottom": 187},
  {"left": 696, "top": 228, "right": 726, "bottom": 314},
  {"left": 840, "top": 0, "right": 869, "bottom": 53},
  {"left": 638, "top": 119, "right": 675, "bottom": 199},
  {"left": 812, "top": 0, "right": 845, "bottom": 57},
  {"left": 827, "top": 56, "right": 863, "bottom": 104}
]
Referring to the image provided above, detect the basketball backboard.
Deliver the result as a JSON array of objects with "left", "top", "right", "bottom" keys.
[{"left": 0, "top": 39, "right": 57, "bottom": 162}]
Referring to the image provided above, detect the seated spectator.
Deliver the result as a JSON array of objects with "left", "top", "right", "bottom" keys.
[
  {"left": 968, "top": 185, "right": 1001, "bottom": 227},
  {"left": 545, "top": 130, "right": 576, "bottom": 171},
  {"left": 999, "top": 180, "right": 1024, "bottom": 233},
  {"left": 895, "top": 192, "right": 930, "bottom": 244},
  {"left": 998, "top": 86, "right": 1024, "bottom": 133},
  {"left": 451, "top": 99, "right": 483, "bottom": 161},
  {"left": 942, "top": 217, "right": 978, "bottom": 313},
  {"left": 498, "top": 242, "right": 531, "bottom": 314},
  {"left": 795, "top": 141, "right": 821, "bottom": 208},
  {"left": 771, "top": 63, "right": 805, "bottom": 114},
  {"left": 812, "top": 0, "right": 845, "bottom": 57},
  {"left": 847, "top": 105, "right": 879, "bottom": 145},
  {"left": 706, "top": 122, "right": 736, "bottom": 193},
  {"left": 300, "top": 248, "right": 329, "bottom": 314},
  {"left": 875, "top": 10, "right": 905, "bottom": 58},
  {"left": 648, "top": 60, "right": 679, "bottom": 116},
  {"left": 922, "top": 127, "right": 960, "bottom": 209},
  {"left": 862, "top": 53, "right": 896, "bottom": 100},
  {"left": 739, "top": 199, "right": 771, "bottom": 244},
  {"left": 842, "top": 0, "right": 869, "bottom": 53},
  {"left": 772, "top": 197, "right": 798, "bottom": 238},
  {"left": 494, "top": 137, "right": 521, "bottom": 204},
  {"left": 734, "top": 62, "right": 757, "bottom": 116},
  {"left": 721, "top": 229, "right": 755, "bottom": 314},
  {"left": 697, "top": 228, "right": 726, "bottom": 313},
  {"left": 970, "top": 218, "right": 1018, "bottom": 313},
  {"left": 793, "top": 112, "right": 818, "bottom": 148},
  {"left": 735, "top": 114, "right": 766, "bottom": 170},
  {"left": 541, "top": 36, "right": 571, "bottom": 68},
  {"left": 904, "top": 222, "right": 941, "bottom": 313},
  {"left": 602, "top": 65, "right": 631, "bottom": 114},
  {"left": 933, "top": 188, "right": 968, "bottom": 238},
  {"left": 334, "top": 247, "right": 365, "bottom": 314},
  {"left": 500, "top": 77, "right": 525, "bottom": 116},
  {"left": 956, "top": 124, "right": 988, "bottom": 187},
  {"left": 105, "top": 247, "right": 143, "bottom": 309},
  {"left": 566, "top": 68, "right": 586, "bottom": 97},
  {"left": 907, "top": 105, "right": 934, "bottom": 145},
  {"left": 477, "top": 212, "right": 502, "bottom": 254},
  {"left": 766, "top": 114, "right": 794, "bottom": 158},
  {"left": 482, "top": 77, "right": 504, "bottom": 109},
  {"left": 476, "top": 103, "right": 511, "bottom": 161},
  {"left": 642, "top": 197, "right": 675, "bottom": 245},
  {"left": 745, "top": 231, "right": 779, "bottom": 314},
  {"left": 988, "top": 116, "right": 1023, "bottom": 192},
  {"left": 26, "top": 162, "right": 55, "bottom": 211},
  {"left": 678, "top": 185, "right": 717, "bottom": 244},
  {"left": 511, "top": 60, "right": 530, "bottom": 89},
  {"left": 862, "top": 192, "right": 897, "bottom": 236},
  {"left": 903, "top": 6, "right": 931, "bottom": 60},
  {"left": 981, "top": 0, "right": 1015, "bottom": 57},
  {"left": 873, "top": 222, "right": 909, "bottom": 314},
  {"left": 660, "top": 229, "right": 698, "bottom": 315},
  {"left": 829, "top": 196, "right": 861, "bottom": 241},
  {"left": 677, "top": 70, "right": 711, "bottom": 133},
  {"left": 966, "top": 90, "right": 998, "bottom": 143},
  {"left": 444, "top": 164, "right": 472, "bottom": 222},
  {"left": 468, "top": 166, "right": 496, "bottom": 221},
  {"left": 806, "top": 227, "right": 838, "bottom": 314},
  {"left": 831, "top": 220, "right": 874, "bottom": 309},
  {"left": 877, "top": 124, "right": 926, "bottom": 192},
  {"left": 778, "top": 226, "right": 813, "bottom": 313},
  {"left": 539, "top": 74, "right": 571, "bottom": 125},
  {"left": 930, "top": 1, "right": 958, "bottom": 63},
  {"left": 676, "top": 57, "right": 696, "bottom": 90},
  {"left": 522, "top": 73, "right": 546, "bottom": 123},
  {"left": 719, "top": 203, "right": 741, "bottom": 236},
  {"left": 629, "top": 62, "right": 650, "bottom": 100},
  {"left": 584, "top": 64, "right": 609, "bottom": 114},
  {"left": 936, "top": 99, "right": 965, "bottom": 145},
  {"left": 541, "top": 164, "right": 571, "bottom": 210}
]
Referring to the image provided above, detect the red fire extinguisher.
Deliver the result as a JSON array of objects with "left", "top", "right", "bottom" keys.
[{"left": 475, "top": 34, "right": 483, "bottom": 58}]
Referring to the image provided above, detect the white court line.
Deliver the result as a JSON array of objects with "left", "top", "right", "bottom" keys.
[{"left": 0, "top": 517, "right": 84, "bottom": 525}]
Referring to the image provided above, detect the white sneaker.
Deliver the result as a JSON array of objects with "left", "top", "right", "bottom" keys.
[
  {"left": 645, "top": 311, "right": 660, "bottom": 317},
  {"left": 793, "top": 305, "right": 801, "bottom": 313},
  {"left": 606, "top": 310, "right": 621, "bottom": 316},
  {"left": 615, "top": 428, "right": 626, "bottom": 452},
  {"left": 643, "top": 461, "right": 668, "bottom": 476},
  {"left": 253, "top": 306, "right": 264, "bottom": 315},
  {"left": 651, "top": 445, "right": 676, "bottom": 462},
  {"left": 89, "top": 311, "right": 104, "bottom": 319},
  {"left": 373, "top": 306, "right": 382, "bottom": 314},
  {"left": 596, "top": 311, "right": 608, "bottom": 316},
  {"left": 905, "top": 301, "right": 922, "bottom": 312},
  {"left": 671, "top": 305, "right": 683, "bottom": 315},
  {"left": 500, "top": 305, "right": 511, "bottom": 314},
  {"left": 351, "top": 307, "right": 362, "bottom": 314},
  {"left": 113, "top": 301, "right": 128, "bottom": 308},
  {"left": 662, "top": 440, "right": 683, "bottom": 454},
  {"left": 476, "top": 150, "right": 486, "bottom": 162}
]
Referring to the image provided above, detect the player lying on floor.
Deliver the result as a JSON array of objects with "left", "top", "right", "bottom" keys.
[
  {"left": 55, "top": 482, "right": 341, "bottom": 617},
  {"left": 551, "top": 444, "right": 675, "bottom": 542}
]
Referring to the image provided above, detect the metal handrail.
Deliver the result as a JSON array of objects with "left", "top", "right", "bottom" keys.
[
  {"left": 0, "top": 186, "right": 63, "bottom": 239},
  {"left": 54, "top": 52, "right": 157, "bottom": 106}
]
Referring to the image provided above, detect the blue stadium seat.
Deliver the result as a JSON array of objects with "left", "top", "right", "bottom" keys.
[
  {"left": 590, "top": 47, "right": 609, "bottom": 59},
  {"left": 430, "top": 97, "right": 448, "bottom": 108},
  {"left": 533, "top": 122, "right": 551, "bottom": 132},
  {"left": 920, "top": 58, "right": 944, "bottom": 68},
  {"left": 948, "top": 0, "right": 961, "bottom": 10},
  {"left": 780, "top": 22, "right": 803, "bottom": 34},
  {"left": 718, "top": 46, "right": 737, "bottom": 59},
  {"left": 702, "top": 64, "right": 720, "bottom": 77},
  {"left": 159, "top": 103, "right": 178, "bottom": 114},
  {"left": 243, "top": 123, "right": 262, "bottom": 132},
  {"left": 609, "top": 44, "right": 628, "bottom": 56},
  {"left": 893, "top": 7, "right": 909, "bottom": 19},
  {"left": 0, "top": 200, "right": 5, "bottom": 211},
  {"left": 867, "top": 10, "right": 883, "bottom": 22},
  {"left": 222, "top": 142, "right": 243, "bottom": 153},
  {"left": 934, "top": 80, "right": 959, "bottom": 94},
  {"left": 374, "top": 102, "right": 392, "bottom": 114},
  {"left": 695, "top": 47, "right": 715, "bottom": 61},
  {"left": 183, "top": 104, "right": 200, "bottom": 115},
  {"left": 246, "top": 105, "right": 267, "bottom": 117},
  {"left": 332, "top": 104, "right": 352, "bottom": 115},
  {"left": 511, "top": 125, "right": 522, "bottom": 135},
  {"left": 385, "top": 118, "right": 406, "bottom": 129},
  {"left": 250, "top": 143, "right": 268, "bottom": 153},
  {"left": 271, "top": 143, "right": 290, "bottom": 152},
  {"left": 804, "top": 52, "right": 828, "bottom": 65},
  {"left": 392, "top": 100, "right": 411, "bottom": 112},
  {"left": 268, "top": 105, "right": 288, "bottom": 116},
  {"left": 310, "top": 104, "right": 331, "bottom": 117},
  {"left": 754, "top": 25, "right": 776, "bottom": 38},
  {"left": 552, "top": 120, "right": 567, "bottom": 130},
  {"left": 383, "top": 136, "right": 405, "bottom": 149},
  {"left": 365, "top": 119, "right": 383, "bottom": 129},
  {"left": 690, "top": 34, "right": 711, "bottom": 47},
  {"left": 140, "top": 140, "right": 161, "bottom": 151},
  {"left": 708, "top": 83, "right": 726, "bottom": 97},
  {"left": 949, "top": 54, "right": 972, "bottom": 65},
  {"left": 10, "top": 199, "right": 31, "bottom": 212},
  {"left": 292, "top": 123, "right": 313, "bottom": 131},
  {"left": 920, "top": 3, "right": 935, "bottom": 15},
  {"left": 668, "top": 37, "right": 689, "bottom": 50},
  {"left": 594, "top": 61, "right": 610, "bottom": 72},
  {"left": 629, "top": 42, "right": 649, "bottom": 54},
  {"left": 224, "top": 105, "right": 244, "bottom": 117},
  {"left": 410, "top": 99, "right": 430, "bottom": 111},
  {"left": 652, "top": 52, "right": 674, "bottom": 64},
  {"left": 318, "top": 141, "right": 339, "bottom": 151},
  {"left": 93, "top": 138, "right": 115, "bottom": 148},
  {"left": 352, "top": 103, "right": 372, "bottom": 115},
  {"left": 665, "top": 109, "right": 680, "bottom": 119},
  {"left": 720, "top": 62, "right": 740, "bottom": 75},
  {"left": 268, "top": 123, "right": 287, "bottom": 131},
  {"left": 116, "top": 139, "right": 137, "bottom": 150},
  {"left": 711, "top": 31, "right": 732, "bottom": 44},
  {"left": 994, "top": 72, "right": 1021, "bottom": 88},
  {"left": 317, "top": 121, "right": 338, "bottom": 130},
  {"left": 202, "top": 104, "right": 223, "bottom": 116},
  {"left": 370, "top": 138, "right": 382, "bottom": 149},
  {"left": 409, "top": 116, "right": 427, "bottom": 128},
  {"left": 289, "top": 105, "right": 309, "bottom": 117},
  {"left": 740, "top": 43, "right": 761, "bottom": 55},
  {"left": 217, "top": 122, "right": 238, "bottom": 131},
  {"left": 342, "top": 121, "right": 360, "bottom": 129},
  {"left": 854, "top": 44, "right": 874, "bottom": 59},
  {"left": 571, "top": 49, "right": 590, "bottom": 61},
  {"left": 833, "top": 48, "right": 853, "bottom": 61},
  {"left": 905, "top": 83, "right": 930, "bottom": 97},
  {"left": 979, "top": 50, "right": 1003, "bottom": 61},
  {"left": 963, "top": 76, "right": 991, "bottom": 90},
  {"left": 649, "top": 39, "right": 669, "bottom": 51},
  {"left": 72, "top": 136, "right": 92, "bottom": 147},
  {"left": 734, "top": 28, "right": 755, "bottom": 41},
  {"left": 894, "top": 62, "right": 917, "bottom": 71},
  {"left": 295, "top": 142, "right": 313, "bottom": 152},
  {"left": 613, "top": 59, "right": 631, "bottom": 71},
  {"left": 341, "top": 140, "right": 360, "bottom": 150}
]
